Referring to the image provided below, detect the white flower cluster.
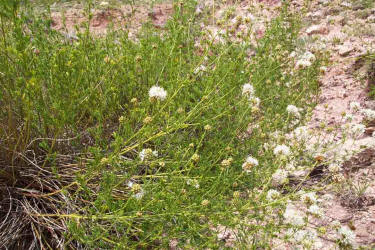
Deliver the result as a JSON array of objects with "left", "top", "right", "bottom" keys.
[
  {"left": 194, "top": 64, "right": 207, "bottom": 75},
  {"left": 242, "top": 156, "right": 259, "bottom": 173},
  {"left": 287, "top": 228, "right": 321, "bottom": 248},
  {"left": 340, "top": 101, "right": 374, "bottom": 138},
  {"left": 362, "top": 108, "right": 375, "bottom": 122},
  {"left": 242, "top": 83, "right": 254, "bottom": 97},
  {"left": 289, "top": 51, "right": 297, "bottom": 58},
  {"left": 343, "top": 113, "right": 354, "bottom": 122},
  {"left": 295, "top": 51, "right": 316, "bottom": 68},
  {"left": 285, "top": 162, "right": 296, "bottom": 171},
  {"left": 349, "top": 101, "right": 361, "bottom": 111},
  {"left": 307, "top": 204, "right": 323, "bottom": 217},
  {"left": 242, "top": 83, "right": 260, "bottom": 108},
  {"left": 283, "top": 204, "right": 305, "bottom": 226},
  {"left": 139, "top": 148, "right": 158, "bottom": 161},
  {"left": 271, "top": 169, "right": 288, "bottom": 186},
  {"left": 328, "top": 163, "right": 342, "bottom": 173},
  {"left": 127, "top": 181, "right": 145, "bottom": 200},
  {"left": 338, "top": 226, "right": 356, "bottom": 246},
  {"left": 298, "top": 191, "right": 324, "bottom": 217},
  {"left": 350, "top": 123, "right": 365, "bottom": 137},
  {"left": 273, "top": 144, "right": 291, "bottom": 156},
  {"left": 299, "top": 191, "right": 318, "bottom": 204},
  {"left": 149, "top": 86, "right": 167, "bottom": 101},
  {"left": 286, "top": 104, "right": 302, "bottom": 118},
  {"left": 292, "top": 126, "right": 309, "bottom": 142},
  {"left": 270, "top": 130, "right": 281, "bottom": 140},
  {"left": 266, "top": 189, "right": 280, "bottom": 201},
  {"left": 186, "top": 179, "right": 200, "bottom": 189},
  {"left": 134, "top": 189, "right": 145, "bottom": 199},
  {"left": 250, "top": 96, "right": 260, "bottom": 108}
]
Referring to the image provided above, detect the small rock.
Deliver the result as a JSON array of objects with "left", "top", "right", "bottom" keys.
[
  {"left": 326, "top": 7, "right": 341, "bottom": 16},
  {"left": 338, "top": 45, "right": 355, "bottom": 56},
  {"left": 365, "top": 101, "right": 375, "bottom": 109},
  {"left": 306, "top": 24, "right": 328, "bottom": 35},
  {"left": 289, "top": 169, "right": 309, "bottom": 179},
  {"left": 336, "top": 15, "right": 346, "bottom": 26},
  {"left": 325, "top": 204, "right": 352, "bottom": 221},
  {"left": 312, "top": 11, "right": 323, "bottom": 18},
  {"left": 365, "top": 127, "right": 375, "bottom": 136},
  {"left": 169, "top": 239, "right": 179, "bottom": 250},
  {"left": 368, "top": 15, "right": 375, "bottom": 23}
]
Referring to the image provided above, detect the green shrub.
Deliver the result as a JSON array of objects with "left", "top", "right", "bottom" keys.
[{"left": 0, "top": 1, "right": 321, "bottom": 248}]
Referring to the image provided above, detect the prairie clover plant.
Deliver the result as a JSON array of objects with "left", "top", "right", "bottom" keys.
[{"left": 6, "top": 0, "right": 369, "bottom": 249}]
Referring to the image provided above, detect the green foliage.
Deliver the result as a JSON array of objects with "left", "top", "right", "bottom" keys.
[{"left": 0, "top": 0, "right": 321, "bottom": 248}]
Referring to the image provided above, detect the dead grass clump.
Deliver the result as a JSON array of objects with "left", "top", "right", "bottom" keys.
[{"left": 0, "top": 150, "right": 81, "bottom": 249}]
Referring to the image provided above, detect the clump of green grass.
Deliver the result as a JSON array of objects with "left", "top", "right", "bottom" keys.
[
  {"left": 0, "top": 0, "right": 322, "bottom": 248},
  {"left": 366, "top": 54, "right": 375, "bottom": 98}
]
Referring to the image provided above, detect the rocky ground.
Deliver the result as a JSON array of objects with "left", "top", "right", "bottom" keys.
[
  {"left": 47, "top": 0, "right": 375, "bottom": 248},
  {"left": 47, "top": 1, "right": 172, "bottom": 36},
  {"left": 299, "top": 0, "right": 375, "bottom": 247}
]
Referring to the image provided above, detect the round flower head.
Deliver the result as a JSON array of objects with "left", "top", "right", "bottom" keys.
[
  {"left": 283, "top": 205, "right": 305, "bottom": 226},
  {"left": 362, "top": 108, "right": 375, "bottom": 122},
  {"left": 134, "top": 190, "right": 144, "bottom": 199},
  {"left": 271, "top": 169, "right": 288, "bottom": 186},
  {"left": 343, "top": 113, "right": 353, "bottom": 122},
  {"left": 286, "top": 105, "right": 301, "bottom": 117},
  {"left": 293, "top": 230, "right": 307, "bottom": 243},
  {"left": 320, "top": 66, "right": 328, "bottom": 73},
  {"left": 191, "top": 153, "right": 200, "bottom": 162},
  {"left": 266, "top": 189, "right": 280, "bottom": 201},
  {"left": 221, "top": 157, "right": 233, "bottom": 168},
  {"left": 350, "top": 123, "right": 365, "bottom": 137},
  {"left": 242, "top": 156, "right": 259, "bottom": 173},
  {"left": 349, "top": 101, "right": 360, "bottom": 111},
  {"left": 292, "top": 229, "right": 319, "bottom": 246},
  {"left": 242, "top": 83, "right": 255, "bottom": 97},
  {"left": 127, "top": 182, "right": 145, "bottom": 200},
  {"left": 139, "top": 148, "right": 158, "bottom": 161},
  {"left": 249, "top": 96, "right": 260, "bottom": 107},
  {"left": 295, "top": 52, "right": 315, "bottom": 69},
  {"left": 301, "top": 51, "right": 316, "bottom": 62},
  {"left": 273, "top": 144, "right": 291, "bottom": 156},
  {"left": 149, "top": 86, "right": 167, "bottom": 101},
  {"left": 289, "top": 51, "right": 297, "bottom": 58},
  {"left": 300, "top": 192, "right": 317, "bottom": 204},
  {"left": 194, "top": 64, "right": 207, "bottom": 75},
  {"left": 186, "top": 179, "right": 200, "bottom": 189},
  {"left": 308, "top": 204, "right": 323, "bottom": 217},
  {"left": 296, "top": 59, "right": 312, "bottom": 68},
  {"left": 293, "top": 126, "right": 309, "bottom": 141},
  {"left": 204, "top": 124, "right": 212, "bottom": 131},
  {"left": 328, "top": 163, "right": 341, "bottom": 173},
  {"left": 338, "top": 226, "right": 355, "bottom": 246}
]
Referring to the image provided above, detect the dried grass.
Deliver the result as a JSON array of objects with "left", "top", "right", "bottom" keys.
[{"left": 0, "top": 150, "right": 83, "bottom": 249}]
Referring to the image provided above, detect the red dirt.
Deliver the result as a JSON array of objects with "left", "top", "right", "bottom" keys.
[{"left": 50, "top": 3, "right": 173, "bottom": 36}]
